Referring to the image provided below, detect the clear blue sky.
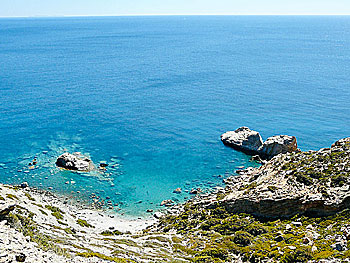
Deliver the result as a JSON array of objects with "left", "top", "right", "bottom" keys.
[{"left": 1, "top": 0, "right": 350, "bottom": 17}]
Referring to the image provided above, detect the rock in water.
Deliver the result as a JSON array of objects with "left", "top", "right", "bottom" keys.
[
  {"left": 258, "top": 135, "right": 298, "bottom": 159},
  {"left": 221, "top": 127, "right": 298, "bottom": 159},
  {"left": 221, "top": 127, "right": 263, "bottom": 155},
  {"left": 56, "top": 153, "right": 94, "bottom": 172}
]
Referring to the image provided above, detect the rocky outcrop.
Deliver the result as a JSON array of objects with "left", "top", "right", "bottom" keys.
[
  {"left": 216, "top": 137, "right": 350, "bottom": 218},
  {"left": 258, "top": 135, "right": 298, "bottom": 159},
  {"left": 221, "top": 127, "right": 263, "bottom": 155},
  {"left": 56, "top": 152, "right": 94, "bottom": 172},
  {"left": 221, "top": 127, "right": 298, "bottom": 159}
]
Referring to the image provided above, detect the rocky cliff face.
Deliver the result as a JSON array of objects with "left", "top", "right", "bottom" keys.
[
  {"left": 219, "top": 137, "right": 350, "bottom": 218},
  {"left": 155, "top": 137, "right": 350, "bottom": 263}
]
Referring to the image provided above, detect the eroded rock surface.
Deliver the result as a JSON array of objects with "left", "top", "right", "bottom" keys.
[
  {"left": 221, "top": 127, "right": 263, "bottom": 155},
  {"left": 216, "top": 137, "right": 350, "bottom": 218},
  {"left": 258, "top": 135, "right": 298, "bottom": 159},
  {"left": 221, "top": 127, "right": 298, "bottom": 159},
  {"left": 56, "top": 152, "right": 94, "bottom": 172}
]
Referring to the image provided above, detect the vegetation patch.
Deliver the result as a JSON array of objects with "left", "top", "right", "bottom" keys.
[
  {"left": 101, "top": 229, "right": 123, "bottom": 236},
  {"left": 39, "top": 209, "right": 48, "bottom": 216},
  {"left": 77, "top": 219, "right": 94, "bottom": 228},
  {"left": 45, "top": 205, "right": 65, "bottom": 221},
  {"left": 158, "top": 200, "right": 350, "bottom": 262},
  {"left": 6, "top": 193, "right": 19, "bottom": 200},
  {"left": 25, "top": 192, "right": 35, "bottom": 201},
  {"left": 6, "top": 208, "right": 68, "bottom": 257},
  {"left": 76, "top": 252, "right": 135, "bottom": 263}
]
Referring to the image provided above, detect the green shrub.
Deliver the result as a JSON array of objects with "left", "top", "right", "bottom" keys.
[{"left": 233, "top": 231, "right": 253, "bottom": 246}]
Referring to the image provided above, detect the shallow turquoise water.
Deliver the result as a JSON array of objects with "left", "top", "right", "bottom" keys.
[{"left": 0, "top": 16, "right": 349, "bottom": 216}]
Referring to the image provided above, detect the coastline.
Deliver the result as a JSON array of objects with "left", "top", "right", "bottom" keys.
[
  {"left": 1, "top": 136, "right": 350, "bottom": 262},
  {"left": 0, "top": 183, "right": 179, "bottom": 263}
]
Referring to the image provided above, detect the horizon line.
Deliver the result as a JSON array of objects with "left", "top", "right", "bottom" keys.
[{"left": 1, "top": 14, "right": 350, "bottom": 18}]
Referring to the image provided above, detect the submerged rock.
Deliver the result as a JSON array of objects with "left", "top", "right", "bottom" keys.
[
  {"left": 173, "top": 188, "right": 182, "bottom": 194},
  {"left": 56, "top": 153, "right": 94, "bottom": 172},
  {"left": 221, "top": 127, "right": 263, "bottom": 155}
]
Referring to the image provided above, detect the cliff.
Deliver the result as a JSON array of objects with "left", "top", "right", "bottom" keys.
[{"left": 156, "top": 137, "right": 350, "bottom": 262}]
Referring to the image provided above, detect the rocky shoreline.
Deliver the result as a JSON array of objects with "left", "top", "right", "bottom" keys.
[
  {"left": 154, "top": 137, "right": 350, "bottom": 262},
  {"left": 0, "top": 183, "right": 188, "bottom": 263},
  {"left": 1, "top": 136, "right": 350, "bottom": 262}
]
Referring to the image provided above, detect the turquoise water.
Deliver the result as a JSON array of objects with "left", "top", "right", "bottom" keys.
[{"left": 0, "top": 16, "right": 349, "bottom": 216}]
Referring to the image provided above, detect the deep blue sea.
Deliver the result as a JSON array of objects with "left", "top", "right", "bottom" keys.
[{"left": 0, "top": 16, "right": 349, "bottom": 216}]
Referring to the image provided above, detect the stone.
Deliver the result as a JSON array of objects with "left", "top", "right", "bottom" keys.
[
  {"left": 285, "top": 224, "right": 292, "bottom": 231},
  {"left": 275, "top": 235, "right": 284, "bottom": 242},
  {"left": 250, "top": 155, "right": 264, "bottom": 164},
  {"left": 0, "top": 205, "right": 16, "bottom": 219},
  {"left": 258, "top": 135, "right": 298, "bottom": 159},
  {"left": 332, "top": 242, "right": 346, "bottom": 251},
  {"left": 56, "top": 153, "right": 94, "bottom": 172},
  {"left": 173, "top": 188, "right": 182, "bottom": 194},
  {"left": 160, "top": 200, "right": 173, "bottom": 206},
  {"left": 20, "top": 182, "right": 29, "bottom": 188},
  {"left": 303, "top": 237, "right": 311, "bottom": 244},
  {"left": 99, "top": 162, "right": 108, "bottom": 167},
  {"left": 190, "top": 188, "right": 201, "bottom": 195},
  {"left": 15, "top": 253, "right": 26, "bottom": 262},
  {"left": 146, "top": 209, "right": 153, "bottom": 213},
  {"left": 291, "top": 221, "right": 302, "bottom": 227},
  {"left": 221, "top": 127, "right": 263, "bottom": 155},
  {"left": 154, "top": 212, "right": 163, "bottom": 219}
]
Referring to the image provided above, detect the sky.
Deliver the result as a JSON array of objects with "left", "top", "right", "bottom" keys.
[{"left": 1, "top": 0, "right": 350, "bottom": 17}]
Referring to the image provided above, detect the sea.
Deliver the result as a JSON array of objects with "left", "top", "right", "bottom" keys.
[{"left": 0, "top": 16, "right": 349, "bottom": 216}]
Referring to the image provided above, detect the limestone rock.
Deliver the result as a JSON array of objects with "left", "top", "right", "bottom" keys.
[
  {"left": 258, "top": 135, "right": 298, "bottom": 159},
  {"left": 213, "top": 137, "right": 350, "bottom": 218},
  {"left": 221, "top": 127, "right": 298, "bottom": 159},
  {"left": 221, "top": 127, "right": 263, "bottom": 155},
  {"left": 56, "top": 153, "right": 94, "bottom": 172}
]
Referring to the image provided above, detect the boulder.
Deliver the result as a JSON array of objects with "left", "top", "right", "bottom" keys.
[
  {"left": 56, "top": 153, "right": 94, "bottom": 172},
  {"left": 221, "top": 127, "right": 263, "bottom": 155},
  {"left": 20, "top": 182, "right": 29, "bottom": 189},
  {"left": 173, "top": 188, "right": 182, "bottom": 194},
  {"left": 0, "top": 204, "right": 16, "bottom": 219},
  {"left": 258, "top": 135, "right": 298, "bottom": 159}
]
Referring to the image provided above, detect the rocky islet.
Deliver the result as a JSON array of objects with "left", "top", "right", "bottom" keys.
[{"left": 221, "top": 126, "right": 298, "bottom": 159}]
